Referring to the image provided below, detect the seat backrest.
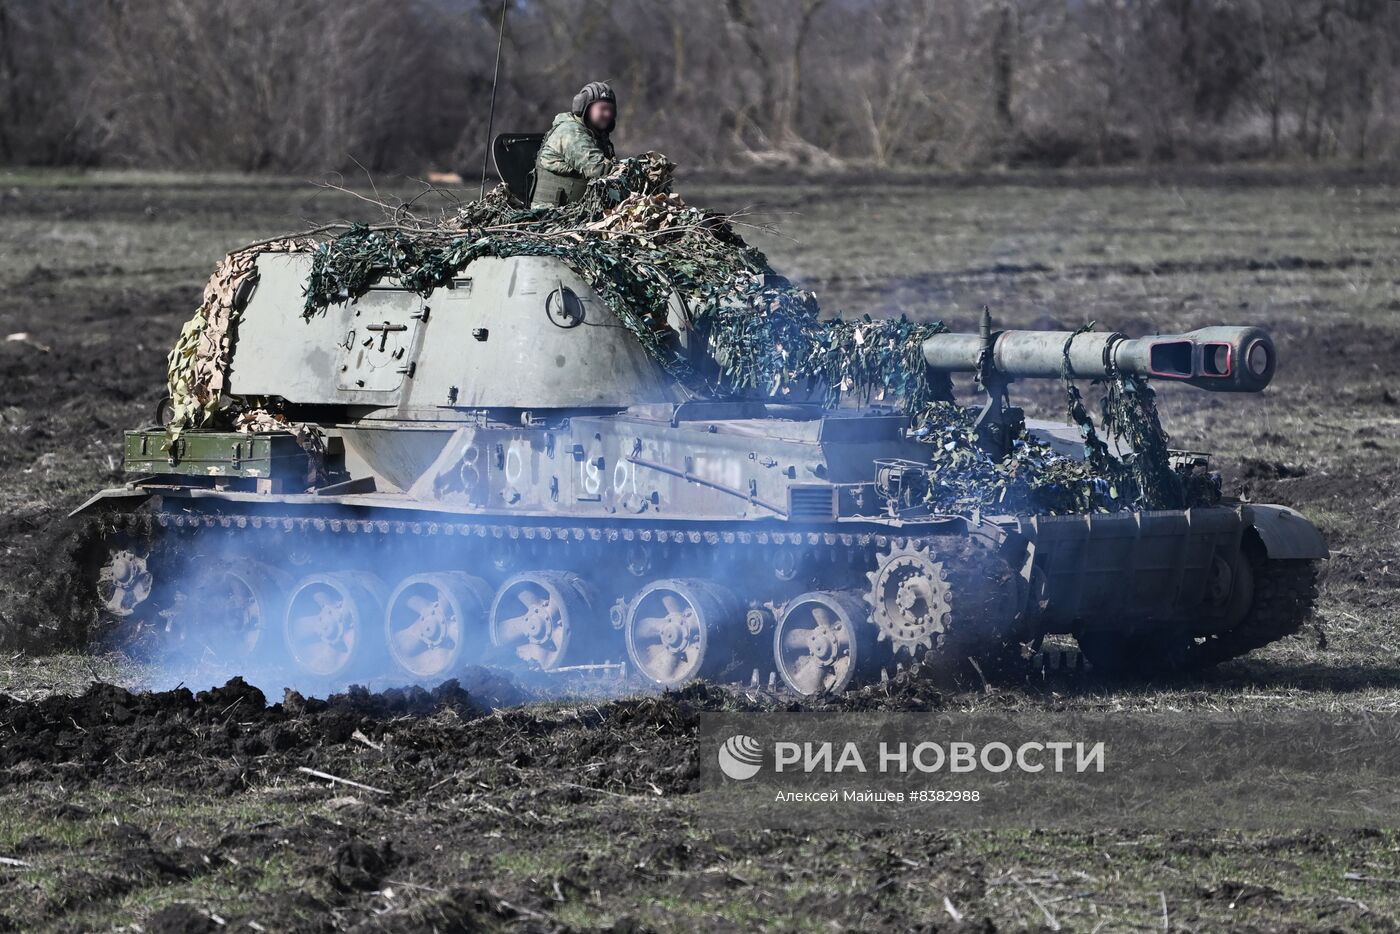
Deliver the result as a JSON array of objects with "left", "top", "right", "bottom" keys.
[{"left": 493, "top": 133, "right": 545, "bottom": 204}]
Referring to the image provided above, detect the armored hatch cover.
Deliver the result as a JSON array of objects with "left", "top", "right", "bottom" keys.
[{"left": 493, "top": 133, "right": 544, "bottom": 204}]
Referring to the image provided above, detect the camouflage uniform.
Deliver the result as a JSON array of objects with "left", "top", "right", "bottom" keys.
[{"left": 532, "top": 82, "right": 617, "bottom": 208}]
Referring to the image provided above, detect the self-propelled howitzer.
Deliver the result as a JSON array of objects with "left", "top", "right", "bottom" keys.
[{"left": 75, "top": 250, "right": 1323, "bottom": 693}]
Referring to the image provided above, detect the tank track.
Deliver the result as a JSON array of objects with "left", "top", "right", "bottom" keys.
[
  {"left": 92, "top": 507, "right": 1316, "bottom": 687},
  {"left": 107, "top": 508, "right": 954, "bottom": 551},
  {"left": 91, "top": 505, "right": 1023, "bottom": 694},
  {"left": 1075, "top": 553, "right": 1320, "bottom": 676},
  {"left": 1191, "top": 557, "right": 1319, "bottom": 668},
  {"left": 914, "top": 538, "right": 1027, "bottom": 679}
]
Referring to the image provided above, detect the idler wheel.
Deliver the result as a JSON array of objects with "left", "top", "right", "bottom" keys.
[
  {"left": 168, "top": 560, "right": 289, "bottom": 659},
  {"left": 624, "top": 579, "right": 743, "bottom": 688},
  {"left": 97, "top": 548, "right": 153, "bottom": 618},
  {"left": 489, "top": 571, "right": 596, "bottom": 670},
  {"left": 773, "top": 591, "right": 877, "bottom": 696},
  {"left": 283, "top": 572, "right": 387, "bottom": 679},
  {"left": 386, "top": 572, "right": 493, "bottom": 680}
]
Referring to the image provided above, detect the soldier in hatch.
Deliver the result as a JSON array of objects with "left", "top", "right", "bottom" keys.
[{"left": 531, "top": 81, "right": 618, "bottom": 207}]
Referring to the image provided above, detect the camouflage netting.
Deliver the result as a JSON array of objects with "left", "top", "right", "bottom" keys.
[
  {"left": 165, "top": 152, "right": 1215, "bottom": 514},
  {"left": 299, "top": 153, "right": 951, "bottom": 409},
  {"left": 165, "top": 238, "right": 310, "bottom": 437}
]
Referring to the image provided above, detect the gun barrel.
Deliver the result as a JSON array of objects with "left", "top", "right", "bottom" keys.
[{"left": 921, "top": 325, "right": 1275, "bottom": 392}]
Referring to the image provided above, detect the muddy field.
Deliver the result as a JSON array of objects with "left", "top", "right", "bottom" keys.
[{"left": 2, "top": 167, "right": 1400, "bottom": 931}]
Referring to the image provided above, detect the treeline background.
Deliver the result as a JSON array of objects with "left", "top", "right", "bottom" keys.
[{"left": 3, "top": 0, "right": 1398, "bottom": 174}]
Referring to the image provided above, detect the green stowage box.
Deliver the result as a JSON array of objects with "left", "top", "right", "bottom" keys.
[{"left": 124, "top": 429, "right": 307, "bottom": 479}]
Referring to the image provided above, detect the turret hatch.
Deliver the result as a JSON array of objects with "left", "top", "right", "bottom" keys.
[{"left": 336, "top": 289, "right": 425, "bottom": 394}]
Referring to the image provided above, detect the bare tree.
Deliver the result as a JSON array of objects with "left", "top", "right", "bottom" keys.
[
  {"left": 722, "top": 0, "right": 832, "bottom": 163},
  {"left": 1, "top": 0, "right": 1398, "bottom": 173}
]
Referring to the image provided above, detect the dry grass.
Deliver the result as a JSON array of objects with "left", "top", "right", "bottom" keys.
[{"left": 2, "top": 166, "right": 1399, "bottom": 931}]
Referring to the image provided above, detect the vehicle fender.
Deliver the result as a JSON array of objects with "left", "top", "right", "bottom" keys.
[
  {"left": 1242, "top": 504, "right": 1328, "bottom": 560},
  {"left": 68, "top": 487, "right": 154, "bottom": 519}
]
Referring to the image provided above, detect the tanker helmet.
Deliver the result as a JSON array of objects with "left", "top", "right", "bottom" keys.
[{"left": 572, "top": 81, "right": 617, "bottom": 119}]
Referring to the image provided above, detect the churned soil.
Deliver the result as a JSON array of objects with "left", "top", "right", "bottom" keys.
[
  {"left": 3, "top": 669, "right": 1399, "bottom": 932},
  {"left": 0, "top": 672, "right": 719, "bottom": 931},
  {"left": 3, "top": 169, "right": 1400, "bottom": 930}
]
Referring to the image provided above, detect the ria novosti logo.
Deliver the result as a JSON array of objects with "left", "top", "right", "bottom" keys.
[
  {"left": 717, "top": 734, "right": 763, "bottom": 780},
  {"left": 716, "top": 732, "right": 1106, "bottom": 780}
]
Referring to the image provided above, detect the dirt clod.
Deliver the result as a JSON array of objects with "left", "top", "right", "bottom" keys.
[{"left": 147, "top": 904, "right": 224, "bottom": 934}]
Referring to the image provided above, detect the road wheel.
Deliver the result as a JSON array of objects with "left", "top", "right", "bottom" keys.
[
  {"left": 625, "top": 579, "right": 744, "bottom": 688},
  {"left": 489, "top": 571, "right": 597, "bottom": 671},
  {"left": 284, "top": 572, "right": 387, "bottom": 680},
  {"left": 386, "top": 572, "right": 493, "bottom": 681},
  {"left": 773, "top": 591, "right": 877, "bottom": 696}
]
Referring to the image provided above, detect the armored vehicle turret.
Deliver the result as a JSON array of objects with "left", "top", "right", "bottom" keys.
[{"left": 75, "top": 165, "right": 1325, "bottom": 694}]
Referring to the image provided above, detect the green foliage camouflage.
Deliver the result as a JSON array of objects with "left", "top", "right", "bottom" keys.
[
  {"left": 169, "top": 152, "right": 1213, "bottom": 517},
  {"left": 1053, "top": 324, "right": 1220, "bottom": 512},
  {"left": 911, "top": 396, "right": 1218, "bottom": 516},
  {"left": 302, "top": 155, "right": 953, "bottom": 410}
]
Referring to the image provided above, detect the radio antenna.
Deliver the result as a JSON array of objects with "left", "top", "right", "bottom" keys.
[{"left": 479, "top": 1, "right": 509, "bottom": 200}]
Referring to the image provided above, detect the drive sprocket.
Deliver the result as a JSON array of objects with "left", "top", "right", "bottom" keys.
[{"left": 864, "top": 543, "right": 954, "bottom": 656}]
